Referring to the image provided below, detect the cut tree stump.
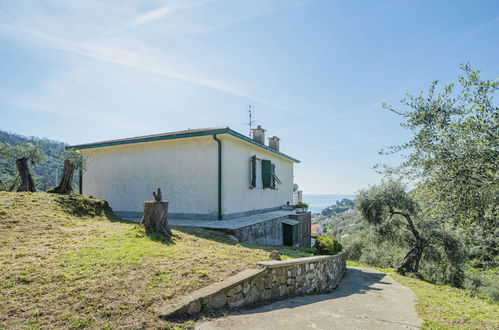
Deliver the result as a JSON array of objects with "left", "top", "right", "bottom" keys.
[
  {"left": 140, "top": 188, "right": 173, "bottom": 238},
  {"left": 16, "top": 157, "right": 36, "bottom": 192},
  {"left": 49, "top": 159, "right": 76, "bottom": 194},
  {"left": 141, "top": 201, "right": 173, "bottom": 237}
]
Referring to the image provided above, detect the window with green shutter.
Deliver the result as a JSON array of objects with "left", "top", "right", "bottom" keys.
[
  {"left": 262, "top": 160, "right": 272, "bottom": 189},
  {"left": 250, "top": 157, "right": 281, "bottom": 190}
]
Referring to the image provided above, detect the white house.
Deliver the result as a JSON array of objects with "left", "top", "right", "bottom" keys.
[{"left": 69, "top": 126, "right": 300, "bottom": 220}]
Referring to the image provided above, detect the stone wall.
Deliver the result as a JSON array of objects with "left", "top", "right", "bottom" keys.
[
  {"left": 162, "top": 252, "right": 346, "bottom": 319},
  {"left": 230, "top": 215, "right": 287, "bottom": 246}
]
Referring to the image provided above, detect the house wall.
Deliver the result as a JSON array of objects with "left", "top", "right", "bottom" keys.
[
  {"left": 80, "top": 136, "right": 218, "bottom": 218},
  {"left": 220, "top": 135, "right": 294, "bottom": 217},
  {"left": 80, "top": 133, "right": 296, "bottom": 219}
]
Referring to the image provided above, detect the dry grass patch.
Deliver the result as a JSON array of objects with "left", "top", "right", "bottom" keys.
[{"left": 0, "top": 192, "right": 311, "bottom": 329}]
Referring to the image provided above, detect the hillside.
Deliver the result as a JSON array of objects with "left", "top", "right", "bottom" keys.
[
  {"left": 0, "top": 192, "right": 310, "bottom": 328},
  {"left": 0, "top": 130, "right": 68, "bottom": 191}
]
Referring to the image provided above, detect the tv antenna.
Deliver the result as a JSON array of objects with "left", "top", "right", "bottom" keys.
[{"left": 248, "top": 105, "right": 255, "bottom": 137}]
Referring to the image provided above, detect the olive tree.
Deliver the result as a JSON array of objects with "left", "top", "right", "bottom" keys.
[
  {"left": 377, "top": 64, "right": 498, "bottom": 267},
  {"left": 356, "top": 180, "right": 466, "bottom": 285}
]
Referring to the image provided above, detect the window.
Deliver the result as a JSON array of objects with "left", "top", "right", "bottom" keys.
[{"left": 250, "top": 156, "right": 281, "bottom": 189}]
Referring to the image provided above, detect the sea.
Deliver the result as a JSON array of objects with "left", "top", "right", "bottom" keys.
[{"left": 303, "top": 194, "right": 355, "bottom": 214}]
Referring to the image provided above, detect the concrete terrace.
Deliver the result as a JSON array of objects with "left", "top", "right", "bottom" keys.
[
  {"left": 123, "top": 209, "right": 310, "bottom": 246},
  {"left": 168, "top": 210, "right": 294, "bottom": 230}
]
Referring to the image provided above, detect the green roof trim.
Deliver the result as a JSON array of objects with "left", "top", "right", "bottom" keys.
[{"left": 66, "top": 127, "right": 300, "bottom": 163}]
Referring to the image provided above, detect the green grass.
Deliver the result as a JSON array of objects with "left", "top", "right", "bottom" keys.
[
  {"left": 347, "top": 261, "right": 499, "bottom": 329},
  {"left": 0, "top": 192, "right": 311, "bottom": 329}
]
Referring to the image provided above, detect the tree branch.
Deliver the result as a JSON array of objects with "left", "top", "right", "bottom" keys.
[{"left": 388, "top": 205, "right": 421, "bottom": 241}]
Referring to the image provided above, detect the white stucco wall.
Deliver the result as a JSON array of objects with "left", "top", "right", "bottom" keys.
[
  {"left": 80, "top": 133, "right": 296, "bottom": 218},
  {"left": 81, "top": 136, "right": 218, "bottom": 216},
  {"left": 220, "top": 134, "right": 294, "bottom": 215}
]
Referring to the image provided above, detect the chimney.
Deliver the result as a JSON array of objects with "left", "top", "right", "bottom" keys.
[
  {"left": 252, "top": 125, "right": 266, "bottom": 145},
  {"left": 268, "top": 136, "right": 280, "bottom": 151}
]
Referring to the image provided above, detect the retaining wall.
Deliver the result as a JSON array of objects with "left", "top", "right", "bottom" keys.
[{"left": 162, "top": 252, "right": 346, "bottom": 319}]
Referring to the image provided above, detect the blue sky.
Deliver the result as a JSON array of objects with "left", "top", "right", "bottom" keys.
[{"left": 0, "top": 0, "right": 498, "bottom": 194}]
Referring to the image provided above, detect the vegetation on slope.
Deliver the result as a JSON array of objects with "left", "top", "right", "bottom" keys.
[
  {"left": 0, "top": 130, "right": 70, "bottom": 192},
  {"left": 0, "top": 192, "right": 311, "bottom": 329}
]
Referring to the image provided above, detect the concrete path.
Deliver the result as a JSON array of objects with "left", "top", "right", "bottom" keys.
[{"left": 196, "top": 267, "right": 422, "bottom": 330}]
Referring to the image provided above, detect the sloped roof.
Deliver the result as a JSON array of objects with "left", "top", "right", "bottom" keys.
[{"left": 67, "top": 127, "right": 300, "bottom": 163}]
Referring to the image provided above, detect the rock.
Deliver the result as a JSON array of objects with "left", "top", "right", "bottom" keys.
[
  {"left": 279, "top": 285, "right": 287, "bottom": 297},
  {"left": 255, "top": 278, "right": 265, "bottom": 291},
  {"left": 242, "top": 281, "right": 251, "bottom": 295},
  {"left": 244, "top": 285, "right": 261, "bottom": 304},
  {"left": 226, "top": 234, "right": 239, "bottom": 242},
  {"left": 269, "top": 250, "right": 281, "bottom": 260},
  {"left": 227, "top": 293, "right": 244, "bottom": 308},
  {"left": 262, "top": 289, "right": 272, "bottom": 300},
  {"left": 206, "top": 293, "right": 226, "bottom": 310},
  {"left": 226, "top": 285, "right": 242, "bottom": 297},
  {"left": 187, "top": 300, "right": 201, "bottom": 314}
]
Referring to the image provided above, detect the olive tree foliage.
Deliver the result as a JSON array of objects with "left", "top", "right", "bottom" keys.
[
  {"left": 356, "top": 179, "right": 467, "bottom": 286},
  {"left": 376, "top": 64, "right": 498, "bottom": 268},
  {"left": 0, "top": 142, "right": 44, "bottom": 191}
]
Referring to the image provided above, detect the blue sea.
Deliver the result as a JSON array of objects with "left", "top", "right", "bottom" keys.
[{"left": 303, "top": 194, "right": 355, "bottom": 214}]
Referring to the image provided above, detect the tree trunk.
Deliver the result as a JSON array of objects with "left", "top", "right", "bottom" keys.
[
  {"left": 140, "top": 201, "right": 173, "bottom": 238},
  {"left": 389, "top": 207, "right": 426, "bottom": 276},
  {"left": 16, "top": 157, "right": 36, "bottom": 192},
  {"left": 397, "top": 239, "right": 425, "bottom": 275},
  {"left": 49, "top": 159, "right": 76, "bottom": 194}
]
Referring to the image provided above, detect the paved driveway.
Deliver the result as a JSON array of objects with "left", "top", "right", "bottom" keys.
[{"left": 196, "top": 267, "right": 422, "bottom": 330}]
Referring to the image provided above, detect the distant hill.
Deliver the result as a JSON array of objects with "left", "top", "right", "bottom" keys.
[
  {"left": 322, "top": 210, "right": 363, "bottom": 238},
  {"left": 0, "top": 130, "right": 68, "bottom": 191}
]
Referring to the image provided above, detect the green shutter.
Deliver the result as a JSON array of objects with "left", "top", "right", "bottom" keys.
[
  {"left": 262, "top": 160, "right": 272, "bottom": 188},
  {"left": 250, "top": 155, "right": 256, "bottom": 188}
]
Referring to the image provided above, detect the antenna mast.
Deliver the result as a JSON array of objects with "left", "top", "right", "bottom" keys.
[{"left": 248, "top": 105, "right": 255, "bottom": 137}]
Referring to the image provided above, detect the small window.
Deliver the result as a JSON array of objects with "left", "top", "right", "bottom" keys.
[{"left": 250, "top": 156, "right": 280, "bottom": 190}]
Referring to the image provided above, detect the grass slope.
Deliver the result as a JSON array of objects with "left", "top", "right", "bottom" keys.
[
  {"left": 0, "top": 192, "right": 311, "bottom": 329},
  {"left": 347, "top": 261, "right": 499, "bottom": 329}
]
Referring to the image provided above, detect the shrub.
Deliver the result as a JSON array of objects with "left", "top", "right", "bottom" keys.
[
  {"left": 295, "top": 202, "right": 308, "bottom": 209},
  {"left": 315, "top": 235, "right": 343, "bottom": 255}
]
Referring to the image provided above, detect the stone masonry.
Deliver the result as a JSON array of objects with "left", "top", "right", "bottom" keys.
[{"left": 162, "top": 252, "right": 346, "bottom": 319}]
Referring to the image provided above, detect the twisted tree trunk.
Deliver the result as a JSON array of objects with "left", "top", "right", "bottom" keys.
[
  {"left": 397, "top": 240, "right": 425, "bottom": 275},
  {"left": 49, "top": 159, "right": 76, "bottom": 194},
  {"left": 390, "top": 207, "right": 426, "bottom": 276},
  {"left": 16, "top": 157, "right": 36, "bottom": 192}
]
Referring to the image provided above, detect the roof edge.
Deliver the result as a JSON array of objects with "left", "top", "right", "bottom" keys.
[{"left": 66, "top": 128, "right": 300, "bottom": 163}]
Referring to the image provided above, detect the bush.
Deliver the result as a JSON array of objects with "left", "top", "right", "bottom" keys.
[
  {"left": 315, "top": 235, "right": 343, "bottom": 255},
  {"left": 295, "top": 202, "right": 308, "bottom": 209},
  {"left": 463, "top": 271, "right": 499, "bottom": 302}
]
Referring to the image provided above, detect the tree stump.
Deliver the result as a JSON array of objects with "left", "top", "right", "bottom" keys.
[
  {"left": 16, "top": 157, "right": 36, "bottom": 192},
  {"left": 141, "top": 201, "right": 173, "bottom": 237},
  {"left": 49, "top": 159, "right": 76, "bottom": 194},
  {"left": 140, "top": 188, "right": 173, "bottom": 238}
]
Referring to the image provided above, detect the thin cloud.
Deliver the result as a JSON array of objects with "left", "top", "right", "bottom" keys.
[
  {"left": 0, "top": 24, "right": 288, "bottom": 110},
  {"left": 130, "top": 1, "right": 212, "bottom": 27}
]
